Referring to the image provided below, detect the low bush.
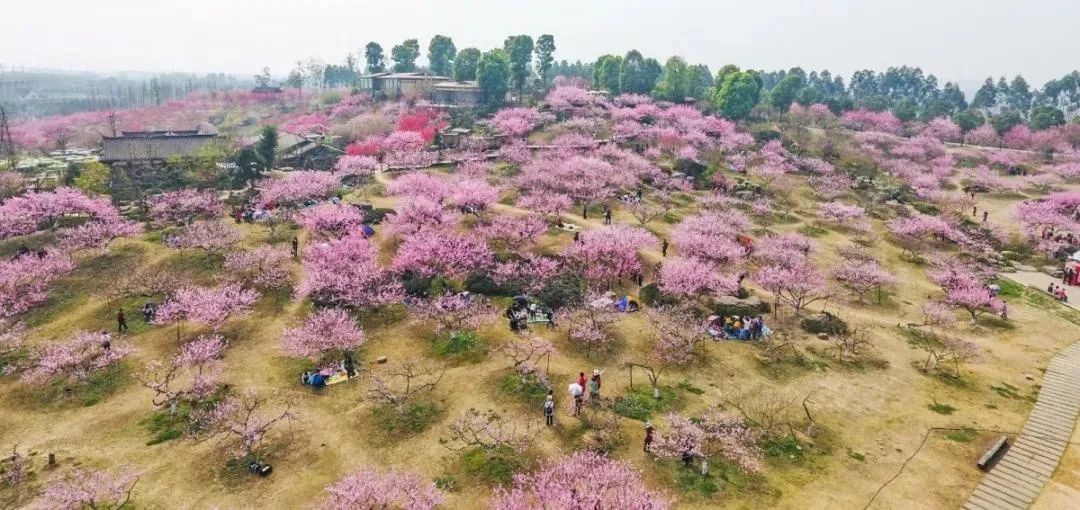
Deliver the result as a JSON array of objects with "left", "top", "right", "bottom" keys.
[
  {"left": 461, "top": 445, "right": 525, "bottom": 486},
  {"left": 800, "top": 312, "right": 848, "bottom": 336},
  {"left": 373, "top": 401, "right": 442, "bottom": 436}
]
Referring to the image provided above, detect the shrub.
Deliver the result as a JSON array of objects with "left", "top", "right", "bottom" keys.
[
  {"left": 363, "top": 208, "right": 393, "bottom": 224},
  {"left": 465, "top": 272, "right": 506, "bottom": 296},
  {"left": 461, "top": 445, "right": 525, "bottom": 486},
  {"left": 498, "top": 372, "right": 550, "bottom": 405},
  {"left": 401, "top": 272, "right": 433, "bottom": 297},
  {"left": 751, "top": 127, "right": 782, "bottom": 143},
  {"left": 639, "top": 283, "right": 662, "bottom": 307},
  {"left": 800, "top": 312, "right": 848, "bottom": 336},
  {"left": 537, "top": 273, "right": 586, "bottom": 309},
  {"left": 611, "top": 387, "right": 676, "bottom": 421},
  {"left": 712, "top": 300, "right": 770, "bottom": 319},
  {"left": 928, "top": 401, "right": 956, "bottom": 415}
]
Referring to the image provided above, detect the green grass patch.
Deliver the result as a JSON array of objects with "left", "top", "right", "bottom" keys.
[
  {"left": 372, "top": 401, "right": 442, "bottom": 436},
  {"left": 675, "top": 468, "right": 720, "bottom": 497},
  {"left": 796, "top": 224, "right": 828, "bottom": 237},
  {"left": 141, "top": 405, "right": 192, "bottom": 445},
  {"left": 433, "top": 331, "right": 488, "bottom": 363},
  {"left": 928, "top": 401, "right": 957, "bottom": 415},
  {"left": 497, "top": 372, "right": 551, "bottom": 406},
  {"left": 611, "top": 386, "right": 679, "bottom": 421},
  {"left": 676, "top": 380, "right": 705, "bottom": 395},
  {"left": 945, "top": 428, "right": 977, "bottom": 443},
  {"left": 36, "top": 365, "right": 129, "bottom": 407},
  {"left": 761, "top": 435, "right": 805, "bottom": 462},
  {"left": 994, "top": 279, "right": 1024, "bottom": 298},
  {"left": 459, "top": 445, "right": 527, "bottom": 486}
]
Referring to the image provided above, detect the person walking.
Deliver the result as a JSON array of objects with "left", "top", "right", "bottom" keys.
[
  {"left": 589, "top": 369, "right": 602, "bottom": 401},
  {"left": 116, "top": 309, "right": 128, "bottom": 332},
  {"left": 644, "top": 422, "right": 655, "bottom": 452},
  {"left": 661, "top": 239, "right": 668, "bottom": 257},
  {"left": 582, "top": 204, "right": 588, "bottom": 220},
  {"left": 982, "top": 211, "right": 988, "bottom": 223},
  {"left": 604, "top": 208, "right": 612, "bottom": 225},
  {"left": 972, "top": 206, "right": 977, "bottom": 216},
  {"left": 291, "top": 237, "right": 299, "bottom": 258},
  {"left": 544, "top": 394, "right": 555, "bottom": 426},
  {"left": 100, "top": 331, "right": 111, "bottom": 351},
  {"left": 1000, "top": 301, "right": 1008, "bottom": 321},
  {"left": 577, "top": 372, "right": 587, "bottom": 395},
  {"left": 343, "top": 351, "right": 357, "bottom": 379},
  {"left": 573, "top": 231, "right": 580, "bottom": 243}
]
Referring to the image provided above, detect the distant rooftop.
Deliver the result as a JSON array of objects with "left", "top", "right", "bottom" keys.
[{"left": 434, "top": 80, "right": 480, "bottom": 89}]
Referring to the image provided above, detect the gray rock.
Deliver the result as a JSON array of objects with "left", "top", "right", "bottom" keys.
[
  {"left": 817, "top": 332, "right": 829, "bottom": 340},
  {"left": 376, "top": 356, "right": 388, "bottom": 364}
]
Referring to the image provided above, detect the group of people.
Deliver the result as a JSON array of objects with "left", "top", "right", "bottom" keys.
[
  {"left": 1048, "top": 283, "right": 1070, "bottom": 303},
  {"left": 1062, "top": 265, "right": 1079, "bottom": 287},
  {"left": 505, "top": 297, "right": 555, "bottom": 332},
  {"left": 707, "top": 314, "right": 768, "bottom": 341},
  {"left": 1041, "top": 227, "right": 1077, "bottom": 247},
  {"left": 300, "top": 353, "right": 357, "bottom": 388},
  {"left": 561, "top": 369, "right": 604, "bottom": 418}
]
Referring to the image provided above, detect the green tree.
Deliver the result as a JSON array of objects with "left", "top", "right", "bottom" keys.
[
  {"left": 1029, "top": 105, "right": 1066, "bottom": 130},
  {"left": 643, "top": 58, "right": 662, "bottom": 91},
  {"left": 953, "top": 110, "right": 983, "bottom": 132},
  {"left": 713, "top": 71, "right": 762, "bottom": 120},
  {"left": 767, "top": 74, "right": 802, "bottom": 114},
  {"left": 618, "top": 50, "right": 652, "bottom": 95},
  {"left": 234, "top": 148, "right": 262, "bottom": 189},
  {"left": 970, "top": 77, "right": 996, "bottom": 109},
  {"left": 941, "top": 82, "right": 967, "bottom": 111},
  {"left": 503, "top": 35, "right": 534, "bottom": 101},
  {"left": 365, "top": 42, "right": 386, "bottom": 73},
  {"left": 1008, "top": 75, "right": 1033, "bottom": 113},
  {"left": 73, "top": 161, "right": 111, "bottom": 196},
  {"left": 691, "top": 64, "right": 713, "bottom": 100},
  {"left": 256, "top": 126, "right": 278, "bottom": 173},
  {"left": 534, "top": 35, "right": 556, "bottom": 87},
  {"left": 477, "top": 49, "right": 510, "bottom": 108},
  {"left": 652, "top": 56, "right": 694, "bottom": 102},
  {"left": 427, "top": 35, "right": 456, "bottom": 77},
  {"left": 991, "top": 111, "right": 1024, "bottom": 135},
  {"left": 453, "top": 48, "right": 482, "bottom": 81},
  {"left": 715, "top": 65, "right": 740, "bottom": 87},
  {"left": 391, "top": 39, "right": 421, "bottom": 72},
  {"left": 891, "top": 98, "right": 918, "bottom": 122},
  {"left": 593, "top": 55, "right": 622, "bottom": 94}
]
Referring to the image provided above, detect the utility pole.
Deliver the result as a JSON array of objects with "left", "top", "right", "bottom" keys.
[{"left": 0, "top": 105, "right": 17, "bottom": 170}]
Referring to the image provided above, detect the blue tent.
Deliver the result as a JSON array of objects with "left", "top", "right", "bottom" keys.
[{"left": 360, "top": 224, "right": 375, "bottom": 237}]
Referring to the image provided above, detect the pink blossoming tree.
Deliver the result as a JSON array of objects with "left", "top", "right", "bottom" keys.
[
  {"left": 223, "top": 246, "right": 293, "bottom": 292},
  {"left": 165, "top": 220, "right": 243, "bottom": 258},
  {"left": 295, "top": 203, "right": 366, "bottom": 239},
  {"left": 153, "top": 283, "right": 261, "bottom": 332},
  {"left": 22, "top": 331, "right": 134, "bottom": 384},
  {"left": 491, "top": 451, "right": 670, "bottom": 510},
  {"left": 0, "top": 253, "right": 76, "bottom": 319},
  {"left": 296, "top": 235, "right": 403, "bottom": 309},
  {"left": 392, "top": 231, "right": 494, "bottom": 280},
  {"left": 323, "top": 468, "right": 445, "bottom": 510},
  {"left": 281, "top": 308, "right": 365, "bottom": 359},
  {"left": 147, "top": 189, "right": 223, "bottom": 226},
  {"left": 40, "top": 468, "right": 140, "bottom": 510}
]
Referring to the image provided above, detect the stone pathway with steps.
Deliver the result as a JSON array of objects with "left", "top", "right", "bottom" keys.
[{"left": 963, "top": 342, "right": 1080, "bottom": 510}]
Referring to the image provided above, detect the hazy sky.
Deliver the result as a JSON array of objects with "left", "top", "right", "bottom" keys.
[{"left": 3, "top": 0, "right": 1078, "bottom": 88}]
